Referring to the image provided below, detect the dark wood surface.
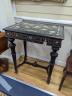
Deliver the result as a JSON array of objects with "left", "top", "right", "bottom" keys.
[
  {"left": 59, "top": 50, "right": 72, "bottom": 90},
  {"left": 0, "top": 32, "right": 8, "bottom": 73},
  {"left": 0, "top": 32, "right": 8, "bottom": 54},
  {"left": 4, "top": 20, "right": 64, "bottom": 84}
]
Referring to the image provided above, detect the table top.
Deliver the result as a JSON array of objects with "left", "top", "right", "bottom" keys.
[{"left": 4, "top": 20, "right": 64, "bottom": 39}]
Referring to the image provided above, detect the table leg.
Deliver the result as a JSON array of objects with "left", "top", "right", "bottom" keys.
[
  {"left": 47, "top": 46, "right": 59, "bottom": 84},
  {"left": 9, "top": 38, "right": 17, "bottom": 73},
  {"left": 23, "top": 40, "right": 27, "bottom": 62}
]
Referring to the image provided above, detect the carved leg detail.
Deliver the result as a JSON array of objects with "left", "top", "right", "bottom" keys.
[
  {"left": 9, "top": 38, "right": 17, "bottom": 73},
  {"left": 47, "top": 46, "right": 59, "bottom": 84},
  {"left": 23, "top": 40, "right": 27, "bottom": 62}
]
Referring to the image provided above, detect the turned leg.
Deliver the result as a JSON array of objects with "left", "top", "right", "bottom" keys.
[
  {"left": 9, "top": 38, "right": 17, "bottom": 73},
  {"left": 23, "top": 40, "right": 27, "bottom": 62},
  {"left": 59, "top": 71, "right": 67, "bottom": 91},
  {"left": 47, "top": 46, "right": 59, "bottom": 84}
]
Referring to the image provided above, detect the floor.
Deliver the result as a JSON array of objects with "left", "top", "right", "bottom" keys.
[{"left": 0, "top": 56, "right": 72, "bottom": 96}]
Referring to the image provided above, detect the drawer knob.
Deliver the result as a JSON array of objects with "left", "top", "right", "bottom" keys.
[
  {"left": 28, "top": 36, "right": 32, "bottom": 39},
  {"left": 55, "top": 41, "right": 59, "bottom": 44}
]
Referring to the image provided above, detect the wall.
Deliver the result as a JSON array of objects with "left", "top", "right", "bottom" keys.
[
  {"left": 15, "top": 0, "right": 72, "bottom": 20},
  {"left": 0, "top": 0, "right": 15, "bottom": 31},
  {"left": 14, "top": 0, "right": 72, "bottom": 66},
  {"left": 0, "top": 0, "right": 15, "bottom": 61}
]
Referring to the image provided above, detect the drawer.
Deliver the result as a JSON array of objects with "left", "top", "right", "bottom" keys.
[
  {"left": 46, "top": 38, "right": 61, "bottom": 47},
  {"left": 15, "top": 33, "right": 45, "bottom": 44},
  {"left": 26, "top": 35, "right": 45, "bottom": 44}
]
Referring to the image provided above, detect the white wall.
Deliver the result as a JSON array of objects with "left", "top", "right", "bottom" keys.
[
  {"left": 0, "top": 0, "right": 15, "bottom": 31},
  {"left": 0, "top": 0, "right": 15, "bottom": 61},
  {"left": 15, "top": 0, "right": 72, "bottom": 21}
]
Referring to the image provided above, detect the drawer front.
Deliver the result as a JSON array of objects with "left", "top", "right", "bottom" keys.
[
  {"left": 26, "top": 35, "right": 45, "bottom": 44},
  {"left": 46, "top": 38, "right": 61, "bottom": 47},
  {"left": 5, "top": 32, "right": 45, "bottom": 44}
]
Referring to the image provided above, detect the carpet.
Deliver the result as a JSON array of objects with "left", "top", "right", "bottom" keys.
[{"left": 0, "top": 74, "right": 56, "bottom": 96}]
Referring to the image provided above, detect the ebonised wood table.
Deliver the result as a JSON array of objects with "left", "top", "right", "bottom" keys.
[{"left": 4, "top": 20, "right": 64, "bottom": 84}]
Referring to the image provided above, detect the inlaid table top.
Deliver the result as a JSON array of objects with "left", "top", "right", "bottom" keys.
[{"left": 4, "top": 20, "right": 64, "bottom": 39}]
